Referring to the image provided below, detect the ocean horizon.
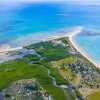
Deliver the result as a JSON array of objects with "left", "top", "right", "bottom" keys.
[{"left": 0, "top": 2, "right": 100, "bottom": 63}]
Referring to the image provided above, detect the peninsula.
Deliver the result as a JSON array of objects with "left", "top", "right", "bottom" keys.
[{"left": 0, "top": 29, "right": 100, "bottom": 100}]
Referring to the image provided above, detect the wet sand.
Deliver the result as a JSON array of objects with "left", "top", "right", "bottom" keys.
[{"left": 68, "top": 27, "right": 100, "bottom": 68}]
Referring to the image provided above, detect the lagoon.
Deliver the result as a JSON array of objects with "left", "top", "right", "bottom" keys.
[
  {"left": 0, "top": 3, "right": 100, "bottom": 47},
  {"left": 0, "top": 2, "right": 100, "bottom": 64},
  {"left": 75, "top": 32, "right": 100, "bottom": 64}
]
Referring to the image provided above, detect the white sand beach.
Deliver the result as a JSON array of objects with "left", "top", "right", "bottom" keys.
[
  {"left": 0, "top": 44, "right": 22, "bottom": 54},
  {"left": 68, "top": 27, "right": 100, "bottom": 68},
  {"left": 0, "top": 26, "right": 100, "bottom": 69},
  {"left": 0, "top": 27, "right": 80, "bottom": 54}
]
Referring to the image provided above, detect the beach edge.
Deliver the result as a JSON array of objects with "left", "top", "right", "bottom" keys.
[{"left": 68, "top": 27, "right": 100, "bottom": 69}]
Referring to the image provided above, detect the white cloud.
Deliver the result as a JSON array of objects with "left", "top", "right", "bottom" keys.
[
  {"left": 69, "top": 0, "right": 100, "bottom": 5},
  {"left": 0, "top": 0, "right": 100, "bottom": 5},
  {"left": 0, "top": 0, "right": 65, "bottom": 6},
  {"left": 0, "top": 0, "right": 64, "bottom": 3}
]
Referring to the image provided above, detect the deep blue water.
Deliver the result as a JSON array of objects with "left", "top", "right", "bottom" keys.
[{"left": 0, "top": 2, "right": 100, "bottom": 63}]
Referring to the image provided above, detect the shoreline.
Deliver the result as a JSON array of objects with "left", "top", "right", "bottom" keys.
[
  {"left": 0, "top": 27, "right": 81, "bottom": 54},
  {"left": 68, "top": 28, "right": 100, "bottom": 68},
  {"left": 0, "top": 27, "right": 100, "bottom": 69},
  {"left": 0, "top": 47, "right": 23, "bottom": 54}
]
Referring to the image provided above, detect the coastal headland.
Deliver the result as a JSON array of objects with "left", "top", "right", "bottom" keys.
[
  {"left": 0, "top": 27, "right": 99, "bottom": 69},
  {"left": 0, "top": 29, "right": 100, "bottom": 100},
  {"left": 68, "top": 27, "right": 100, "bottom": 69}
]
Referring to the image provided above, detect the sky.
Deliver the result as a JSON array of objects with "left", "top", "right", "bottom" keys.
[{"left": 0, "top": 0, "right": 100, "bottom": 5}]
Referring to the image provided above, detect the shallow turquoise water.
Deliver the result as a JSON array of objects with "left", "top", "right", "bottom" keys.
[
  {"left": 75, "top": 33, "right": 100, "bottom": 63},
  {"left": 0, "top": 3, "right": 100, "bottom": 45},
  {"left": 0, "top": 2, "right": 100, "bottom": 63}
]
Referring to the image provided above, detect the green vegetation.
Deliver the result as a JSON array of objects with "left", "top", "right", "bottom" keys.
[
  {"left": 39, "top": 61, "right": 67, "bottom": 85},
  {"left": 61, "top": 37, "right": 69, "bottom": 44},
  {"left": 0, "top": 37, "right": 100, "bottom": 100},
  {"left": 87, "top": 90, "right": 100, "bottom": 100},
  {"left": 51, "top": 57, "right": 79, "bottom": 84},
  {"left": 28, "top": 41, "right": 69, "bottom": 61},
  {"left": 0, "top": 59, "right": 73, "bottom": 100},
  {"left": 24, "top": 54, "right": 40, "bottom": 61}
]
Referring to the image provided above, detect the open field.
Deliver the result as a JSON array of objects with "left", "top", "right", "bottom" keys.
[
  {"left": 0, "top": 59, "right": 75, "bottom": 100},
  {"left": 87, "top": 90, "right": 100, "bottom": 100},
  {"left": 51, "top": 57, "right": 79, "bottom": 84},
  {"left": 0, "top": 37, "right": 100, "bottom": 100}
]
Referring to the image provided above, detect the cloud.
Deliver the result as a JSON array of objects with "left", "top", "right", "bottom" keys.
[
  {"left": 0, "top": 0, "right": 63, "bottom": 6},
  {"left": 0, "top": 0, "right": 100, "bottom": 5},
  {"left": 0, "top": 0, "right": 64, "bottom": 3},
  {"left": 69, "top": 0, "right": 100, "bottom": 5},
  {"left": 0, "top": 0, "right": 65, "bottom": 6}
]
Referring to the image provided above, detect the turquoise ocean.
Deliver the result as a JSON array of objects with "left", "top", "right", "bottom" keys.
[{"left": 0, "top": 2, "right": 100, "bottom": 63}]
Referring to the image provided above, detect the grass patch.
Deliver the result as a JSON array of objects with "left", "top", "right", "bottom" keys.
[
  {"left": 27, "top": 41, "right": 69, "bottom": 61},
  {"left": 0, "top": 59, "right": 74, "bottom": 100},
  {"left": 24, "top": 54, "right": 40, "bottom": 61},
  {"left": 39, "top": 60, "right": 67, "bottom": 85},
  {"left": 87, "top": 90, "right": 100, "bottom": 100},
  {"left": 51, "top": 57, "right": 79, "bottom": 84}
]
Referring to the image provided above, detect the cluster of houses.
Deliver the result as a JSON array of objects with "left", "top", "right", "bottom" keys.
[{"left": 3, "top": 79, "right": 51, "bottom": 100}]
